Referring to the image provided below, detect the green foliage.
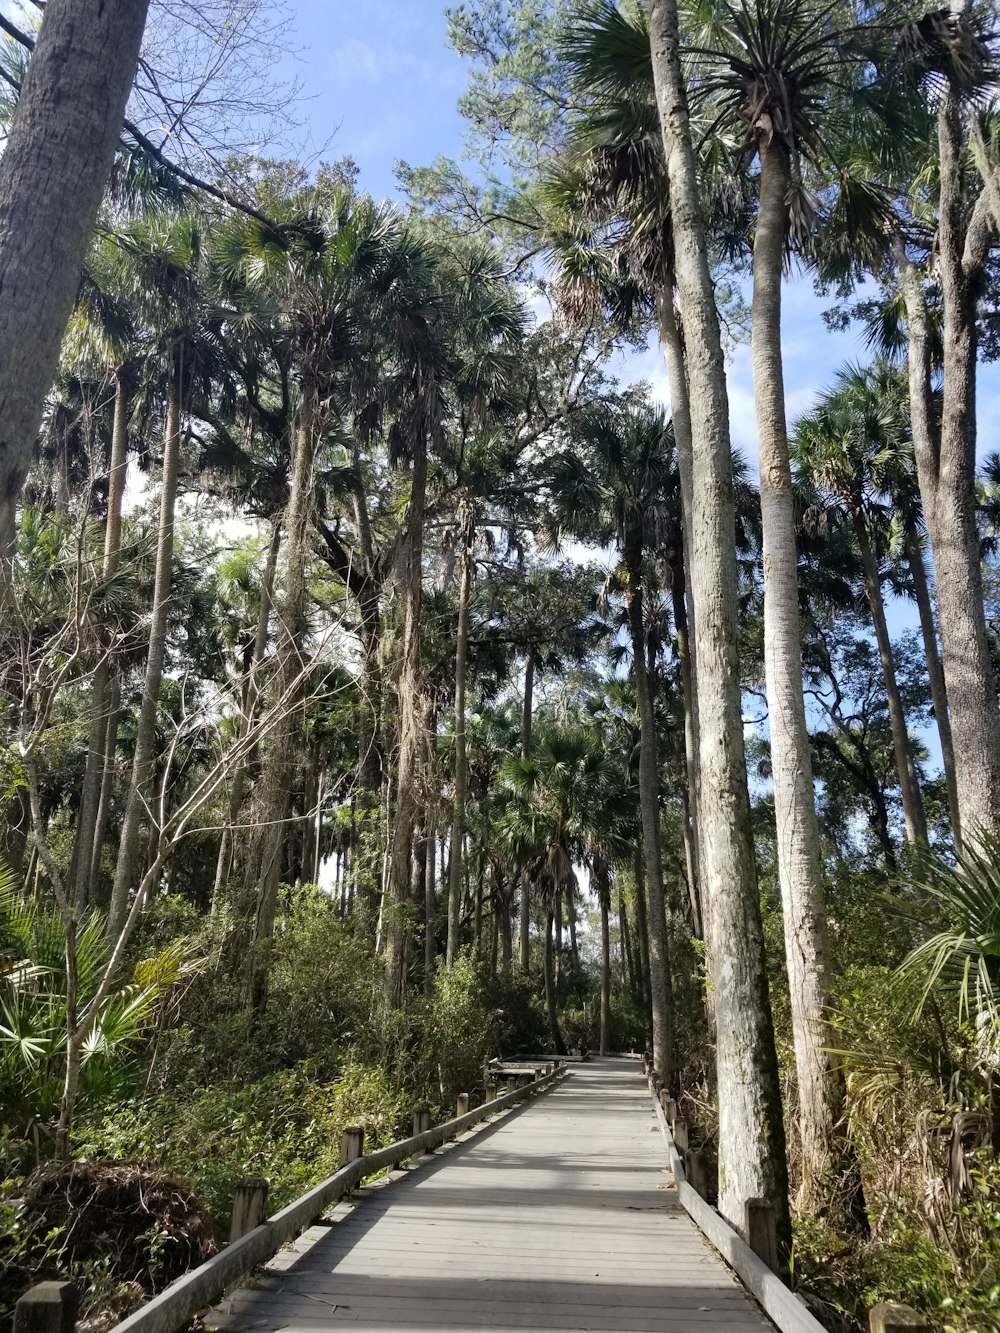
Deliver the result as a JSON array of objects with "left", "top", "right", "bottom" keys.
[
  {"left": 0, "top": 871, "right": 202, "bottom": 1165},
  {"left": 79, "top": 1059, "right": 410, "bottom": 1226}
]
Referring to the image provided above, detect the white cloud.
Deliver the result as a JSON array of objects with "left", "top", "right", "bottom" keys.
[{"left": 330, "top": 38, "right": 380, "bottom": 86}]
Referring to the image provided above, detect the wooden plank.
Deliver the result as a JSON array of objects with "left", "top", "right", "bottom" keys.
[{"left": 207, "top": 1059, "right": 772, "bottom": 1332}]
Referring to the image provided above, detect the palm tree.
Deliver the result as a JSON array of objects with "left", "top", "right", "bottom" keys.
[
  {"left": 644, "top": 0, "right": 791, "bottom": 1241},
  {"left": 384, "top": 242, "right": 524, "bottom": 1004},
  {"left": 878, "top": 6, "right": 1000, "bottom": 850},
  {"left": 0, "top": 0, "right": 150, "bottom": 562},
  {"left": 500, "top": 723, "right": 621, "bottom": 1054},
  {"left": 547, "top": 402, "right": 676, "bottom": 1081},
  {"left": 61, "top": 234, "right": 144, "bottom": 910},
  {"left": 108, "top": 209, "right": 229, "bottom": 941},
  {"left": 794, "top": 364, "right": 929, "bottom": 847},
  {"left": 214, "top": 191, "right": 443, "bottom": 1008},
  {"left": 691, "top": 0, "right": 905, "bottom": 1220}
]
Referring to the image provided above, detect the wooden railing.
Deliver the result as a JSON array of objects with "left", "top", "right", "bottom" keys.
[
  {"left": 643, "top": 1058, "right": 929, "bottom": 1333},
  {"left": 12, "top": 1059, "right": 566, "bottom": 1333}
]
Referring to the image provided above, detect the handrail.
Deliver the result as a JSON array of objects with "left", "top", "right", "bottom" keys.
[
  {"left": 644, "top": 1066, "right": 828, "bottom": 1333},
  {"left": 105, "top": 1061, "right": 566, "bottom": 1333}
]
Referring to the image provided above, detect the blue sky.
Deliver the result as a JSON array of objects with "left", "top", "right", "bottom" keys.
[
  {"left": 281, "top": 1, "right": 1000, "bottom": 469},
  {"left": 284, "top": 1, "right": 1000, "bottom": 773}
]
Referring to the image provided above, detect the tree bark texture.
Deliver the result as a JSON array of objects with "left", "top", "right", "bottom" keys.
[
  {"left": 906, "top": 94, "right": 1000, "bottom": 848},
  {"left": 212, "top": 517, "right": 281, "bottom": 908},
  {"left": 626, "top": 559, "right": 673, "bottom": 1082},
  {"left": 518, "top": 645, "right": 535, "bottom": 972},
  {"left": 905, "top": 529, "right": 960, "bottom": 836},
  {"left": 245, "top": 398, "right": 317, "bottom": 1009},
  {"left": 647, "top": 0, "right": 790, "bottom": 1243},
  {"left": 657, "top": 283, "right": 702, "bottom": 934},
  {"left": 72, "top": 374, "right": 131, "bottom": 906},
  {"left": 383, "top": 433, "right": 428, "bottom": 1007},
  {"left": 446, "top": 518, "right": 473, "bottom": 967},
  {"left": 752, "top": 143, "right": 844, "bottom": 1219},
  {"left": 854, "top": 512, "right": 927, "bottom": 845},
  {"left": 0, "top": 0, "right": 150, "bottom": 557},
  {"left": 108, "top": 353, "right": 181, "bottom": 939}
]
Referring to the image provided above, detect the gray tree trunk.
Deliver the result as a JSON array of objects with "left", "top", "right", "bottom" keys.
[
  {"left": 854, "top": 511, "right": 927, "bottom": 845},
  {"left": 626, "top": 558, "right": 674, "bottom": 1082},
  {"left": 246, "top": 397, "right": 317, "bottom": 1009},
  {"left": 107, "top": 353, "right": 181, "bottom": 939},
  {"left": 518, "top": 644, "right": 535, "bottom": 972},
  {"left": 905, "top": 528, "right": 960, "bottom": 836},
  {"left": 903, "top": 95, "right": 1000, "bottom": 848},
  {"left": 0, "top": 0, "right": 150, "bottom": 558},
  {"left": 71, "top": 374, "right": 130, "bottom": 905},
  {"left": 446, "top": 517, "right": 473, "bottom": 967},
  {"left": 89, "top": 677, "right": 121, "bottom": 900},
  {"left": 212, "top": 516, "right": 281, "bottom": 909},
  {"left": 543, "top": 907, "right": 566, "bottom": 1055},
  {"left": 656, "top": 283, "right": 702, "bottom": 934},
  {"left": 753, "top": 143, "right": 844, "bottom": 1219},
  {"left": 384, "top": 433, "right": 428, "bottom": 1008},
  {"left": 647, "top": 0, "right": 790, "bottom": 1245},
  {"left": 598, "top": 863, "right": 612, "bottom": 1056}
]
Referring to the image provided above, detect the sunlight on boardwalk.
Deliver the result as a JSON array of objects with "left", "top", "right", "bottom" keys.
[{"left": 209, "top": 1058, "right": 771, "bottom": 1332}]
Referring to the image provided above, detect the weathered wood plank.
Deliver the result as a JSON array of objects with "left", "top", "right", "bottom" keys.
[{"left": 208, "top": 1059, "right": 772, "bottom": 1332}]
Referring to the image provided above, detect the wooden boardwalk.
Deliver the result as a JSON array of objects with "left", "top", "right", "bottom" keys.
[{"left": 210, "top": 1058, "right": 771, "bottom": 1332}]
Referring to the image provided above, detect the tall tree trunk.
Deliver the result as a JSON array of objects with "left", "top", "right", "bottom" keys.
[
  {"left": 543, "top": 906, "right": 566, "bottom": 1055},
  {"left": 424, "top": 813, "right": 437, "bottom": 994},
  {"left": 904, "top": 95, "right": 1000, "bottom": 848},
  {"left": 499, "top": 875, "right": 513, "bottom": 975},
  {"left": 245, "top": 396, "right": 317, "bottom": 1009},
  {"left": 473, "top": 851, "right": 484, "bottom": 958},
  {"left": 598, "top": 863, "right": 612, "bottom": 1057},
  {"left": 518, "top": 644, "right": 535, "bottom": 973},
  {"left": 89, "top": 677, "right": 120, "bottom": 901},
  {"left": 384, "top": 430, "right": 428, "bottom": 1008},
  {"left": 0, "top": 0, "right": 150, "bottom": 560},
  {"left": 447, "top": 517, "right": 473, "bottom": 967},
  {"left": 71, "top": 373, "right": 131, "bottom": 906},
  {"left": 625, "top": 555, "right": 674, "bottom": 1082},
  {"left": 619, "top": 881, "right": 635, "bottom": 994},
  {"left": 667, "top": 547, "right": 703, "bottom": 936},
  {"left": 854, "top": 511, "right": 927, "bottom": 845},
  {"left": 647, "top": 0, "right": 790, "bottom": 1243},
  {"left": 753, "top": 142, "right": 844, "bottom": 1218},
  {"left": 108, "top": 350, "right": 182, "bottom": 939},
  {"left": 657, "top": 282, "right": 702, "bottom": 931},
  {"left": 567, "top": 886, "right": 580, "bottom": 984},
  {"left": 213, "top": 517, "right": 281, "bottom": 909},
  {"left": 554, "top": 885, "right": 562, "bottom": 987},
  {"left": 905, "top": 528, "right": 960, "bottom": 836},
  {"left": 632, "top": 846, "right": 651, "bottom": 1035}
]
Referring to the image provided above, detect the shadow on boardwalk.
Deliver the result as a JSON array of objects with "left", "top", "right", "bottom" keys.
[{"left": 210, "top": 1058, "right": 771, "bottom": 1332}]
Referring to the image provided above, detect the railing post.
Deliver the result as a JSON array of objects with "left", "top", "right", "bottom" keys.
[
  {"left": 229, "top": 1177, "right": 269, "bottom": 1242},
  {"left": 13, "top": 1283, "right": 78, "bottom": 1333},
  {"left": 660, "top": 1091, "right": 678, "bottom": 1122},
  {"left": 484, "top": 1078, "right": 498, "bottom": 1102},
  {"left": 412, "top": 1104, "right": 433, "bottom": 1153},
  {"left": 340, "top": 1125, "right": 365, "bottom": 1167},
  {"left": 506, "top": 1075, "right": 518, "bottom": 1093},
  {"left": 684, "top": 1149, "right": 708, "bottom": 1199},
  {"left": 869, "top": 1305, "right": 929, "bottom": 1331},
  {"left": 456, "top": 1092, "right": 470, "bottom": 1118},
  {"left": 744, "top": 1198, "right": 779, "bottom": 1274},
  {"left": 671, "top": 1116, "right": 689, "bottom": 1152}
]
